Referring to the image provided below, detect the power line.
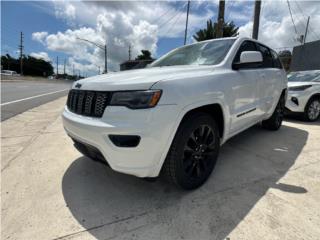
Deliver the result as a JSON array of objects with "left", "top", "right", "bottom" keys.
[
  {"left": 151, "top": 4, "right": 177, "bottom": 26},
  {"left": 287, "top": 0, "right": 298, "bottom": 35},
  {"left": 292, "top": 1, "right": 320, "bottom": 40},
  {"left": 165, "top": 4, "right": 187, "bottom": 38},
  {"left": 157, "top": 2, "right": 188, "bottom": 31}
]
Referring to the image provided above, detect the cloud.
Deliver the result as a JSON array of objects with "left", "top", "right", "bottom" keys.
[
  {"left": 30, "top": 52, "right": 51, "bottom": 62},
  {"left": 32, "top": 1, "right": 220, "bottom": 74},
  {"left": 54, "top": 1, "right": 76, "bottom": 24},
  {"left": 238, "top": 1, "right": 320, "bottom": 50},
  {"left": 32, "top": 1, "right": 163, "bottom": 73},
  {"left": 32, "top": 31, "right": 48, "bottom": 44},
  {"left": 32, "top": 0, "right": 320, "bottom": 75}
]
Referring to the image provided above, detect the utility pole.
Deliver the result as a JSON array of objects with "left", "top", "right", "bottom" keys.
[
  {"left": 184, "top": 0, "right": 191, "bottom": 45},
  {"left": 19, "top": 32, "right": 24, "bottom": 75},
  {"left": 98, "top": 66, "right": 101, "bottom": 75},
  {"left": 252, "top": 0, "right": 262, "bottom": 39},
  {"left": 63, "top": 58, "right": 66, "bottom": 75},
  {"left": 303, "top": 16, "right": 310, "bottom": 45},
  {"left": 56, "top": 56, "right": 59, "bottom": 78},
  {"left": 104, "top": 43, "right": 108, "bottom": 73},
  {"left": 6, "top": 50, "right": 11, "bottom": 69},
  {"left": 216, "top": 0, "right": 225, "bottom": 38},
  {"left": 128, "top": 44, "right": 131, "bottom": 60},
  {"left": 72, "top": 64, "right": 75, "bottom": 76},
  {"left": 76, "top": 37, "right": 108, "bottom": 73}
]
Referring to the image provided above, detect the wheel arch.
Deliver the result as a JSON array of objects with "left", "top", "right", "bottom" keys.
[
  {"left": 178, "top": 103, "right": 225, "bottom": 140},
  {"left": 304, "top": 93, "right": 320, "bottom": 111},
  {"left": 308, "top": 93, "right": 320, "bottom": 101}
]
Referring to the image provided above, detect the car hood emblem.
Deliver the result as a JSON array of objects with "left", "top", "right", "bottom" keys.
[{"left": 75, "top": 83, "right": 82, "bottom": 89}]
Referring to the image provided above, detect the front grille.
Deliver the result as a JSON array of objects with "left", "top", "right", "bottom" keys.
[{"left": 67, "top": 89, "right": 111, "bottom": 118}]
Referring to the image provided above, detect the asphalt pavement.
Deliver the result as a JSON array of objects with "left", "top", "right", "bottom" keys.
[{"left": 1, "top": 80, "right": 72, "bottom": 121}]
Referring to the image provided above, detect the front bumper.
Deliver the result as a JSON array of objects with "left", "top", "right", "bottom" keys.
[
  {"left": 285, "top": 91, "right": 309, "bottom": 113},
  {"left": 62, "top": 104, "right": 178, "bottom": 178}
]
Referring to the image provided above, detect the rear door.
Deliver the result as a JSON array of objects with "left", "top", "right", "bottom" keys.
[
  {"left": 229, "top": 40, "right": 261, "bottom": 134},
  {"left": 255, "top": 44, "right": 282, "bottom": 115}
]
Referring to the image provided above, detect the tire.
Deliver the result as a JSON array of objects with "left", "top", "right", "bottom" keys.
[
  {"left": 262, "top": 94, "right": 285, "bottom": 131},
  {"left": 162, "top": 112, "right": 220, "bottom": 190},
  {"left": 304, "top": 97, "right": 320, "bottom": 122}
]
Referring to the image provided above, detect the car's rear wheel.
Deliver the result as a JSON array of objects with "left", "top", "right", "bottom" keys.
[
  {"left": 304, "top": 97, "right": 320, "bottom": 122},
  {"left": 162, "top": 113, "right": 220, "bottom": 190},
  {"left": 262, "top": 94, "right": 285, "bottom": 130}
]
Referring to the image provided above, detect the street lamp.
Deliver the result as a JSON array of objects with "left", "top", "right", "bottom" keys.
[{"left": 76, "top": 37, "right": 108, "bottom": 73}]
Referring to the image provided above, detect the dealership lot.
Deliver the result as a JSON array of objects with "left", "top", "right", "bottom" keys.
[{"left": 1, "top": 97, "right": 320, "bottom": 240}]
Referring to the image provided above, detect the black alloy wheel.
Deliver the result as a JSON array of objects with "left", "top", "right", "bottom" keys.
[{"left": 183, "top": 125, "right": 216, "bottom": 179}]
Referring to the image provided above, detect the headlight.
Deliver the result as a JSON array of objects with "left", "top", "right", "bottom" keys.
[
  {"left": 110, "top": 90, "right": 162, "bottom": 109},
  {"left": 288, "top": 85, "right": 312, "bottom": 91}
]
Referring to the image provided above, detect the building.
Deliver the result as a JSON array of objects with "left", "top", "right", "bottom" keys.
[
  {"left": 290, "top": 40, "right": 320, "bottom": 71},
  {"left": 120, "top": 59, "right": 154, "bottom": 71}
]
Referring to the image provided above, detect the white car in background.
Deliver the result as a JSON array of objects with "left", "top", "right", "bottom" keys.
[
  {"left": 1, "top": 70, "right": 19, "bottom": 76},
  {"left": 286, "top": 70, "right": 320, "bottom": 121}
]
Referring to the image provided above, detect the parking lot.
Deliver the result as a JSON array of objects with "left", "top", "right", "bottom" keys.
[{"left": 1, "top": 96, "right": 320, "bottom": 240}]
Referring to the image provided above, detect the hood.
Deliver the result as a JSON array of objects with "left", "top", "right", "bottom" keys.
[
  {"left": 72, "top": 65, "right": 215, "bottom": 91},
  {"left": 288, "top": 81, "right": 320, "bottom": 87}
]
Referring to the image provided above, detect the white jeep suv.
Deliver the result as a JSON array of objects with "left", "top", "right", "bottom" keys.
[{"left": 62, "top": 37, "right": 287, "bottom": 189}]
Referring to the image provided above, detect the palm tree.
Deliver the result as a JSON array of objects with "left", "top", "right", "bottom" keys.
[
  {"left": 135, "top": 50, "right": 153, "bottom": 60},
  {"left": 193, "top": 19, "right": 239, "bottom": 42}
]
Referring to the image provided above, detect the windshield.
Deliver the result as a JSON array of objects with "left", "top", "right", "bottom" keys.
[
  {"left": 288, "top": 71, "right": 320, "bottom": 82},
  {"left": 150, "top": 39, "right": 235, "bottom": 67}
]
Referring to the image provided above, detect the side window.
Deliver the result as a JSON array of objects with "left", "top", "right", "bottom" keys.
[
  {"left": 271, "top": 50, "right": 283, "bottom": 69},
  {"left": 234, "top": 41, "right": 257, "bottom": 63},
  {"left": 257, "top": 44, "right": 273, "bottom": 68}
]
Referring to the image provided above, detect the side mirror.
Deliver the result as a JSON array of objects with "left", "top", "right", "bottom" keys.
[
  {"left": 240, "top": 51, "right": 263, "bottom": 63},
  {"left": 233, "top": 51, "right": 263, "bottom": 70}
]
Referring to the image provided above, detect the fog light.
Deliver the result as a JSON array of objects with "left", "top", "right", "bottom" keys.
[
  {"left": 109, "top": 135, "right": 141, "bottom": 147},
  {"left": 291, "top": 97, "right": 299, "bottom": 106}
]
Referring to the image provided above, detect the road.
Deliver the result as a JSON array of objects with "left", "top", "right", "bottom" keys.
[{"left": 1, "top": 80, "right": 72, "bottom": 121}]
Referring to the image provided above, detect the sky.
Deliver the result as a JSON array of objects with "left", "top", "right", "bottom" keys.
[{"left": 1, "top": 0, "right": 320, "bottom": 76}]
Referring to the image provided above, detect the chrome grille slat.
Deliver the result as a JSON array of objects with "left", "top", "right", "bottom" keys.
[{"left": 66, "top": 89, "right": 110, "bottom": 118}]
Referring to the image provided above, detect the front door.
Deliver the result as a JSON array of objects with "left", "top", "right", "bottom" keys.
[{"left": 229, "top": 40, "right": 261, "bottom": 134}]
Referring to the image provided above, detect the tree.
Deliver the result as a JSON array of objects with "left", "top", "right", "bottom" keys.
[
  {"left": 278, "top": 50, "right": 292, "bottom": 72},
  {"left": 1, "top": 54, "right": 54, "bottom": 76},
  {"left": 1, "top": 54, "right": 19, "bottom": 71},
  {"left": 23, "top": 56, "right": 54, "bottom": 76},
  {"left": 193, "top": 19, "right": 239, "bottom": 42},
  {"left": 135, "top": 50, "right": 153, "bottom": 60}
]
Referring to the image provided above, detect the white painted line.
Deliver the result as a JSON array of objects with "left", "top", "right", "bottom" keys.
[{"left": 1, "top": 89, "right": 69, "bottom": 106}]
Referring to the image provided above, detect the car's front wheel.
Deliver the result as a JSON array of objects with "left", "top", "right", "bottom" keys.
[
  {"left": 304, "top": 97, "right": 320, "bottom": 122},
  {"left": 162, "top": 113, "right": 220, "bottom": 190}
]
